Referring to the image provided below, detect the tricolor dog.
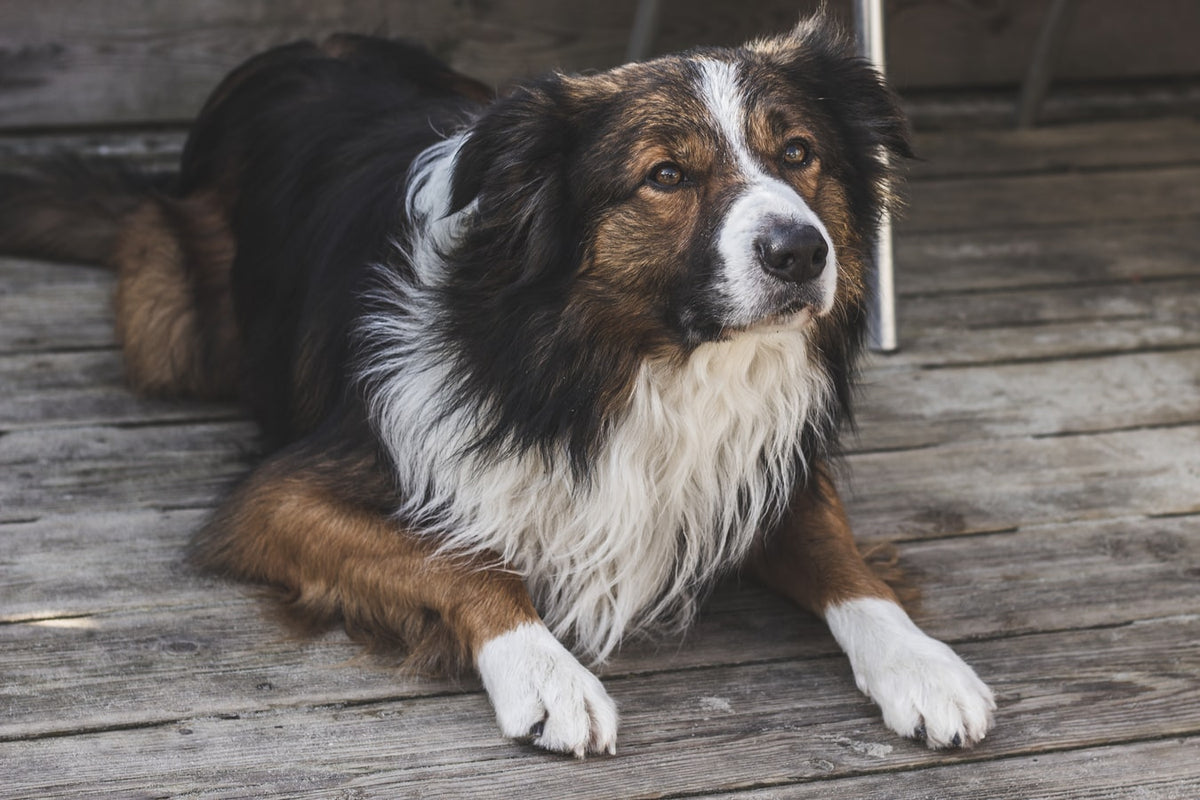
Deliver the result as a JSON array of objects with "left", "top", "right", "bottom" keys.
[{"left": 0, "top": 16, "right": 995, "bottom": 756}]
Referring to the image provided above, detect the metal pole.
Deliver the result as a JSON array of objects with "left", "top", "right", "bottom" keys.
[
  {"left": 1016, "top": 0, "right": 1077, "bottom": 129},
  {"left": 853, "top": 0, "right": 898, "bottom": 353},
  {"left": 626, "top": 0, "right": 662, "bottom": 62}
]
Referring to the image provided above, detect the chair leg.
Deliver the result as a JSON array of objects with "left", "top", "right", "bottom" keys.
[
  {"left": 1016, "top": 0, "right": 1078, "bottom": 129},
  {"left": 626, "top": 0, "right": 662, "bottom": 62},
  {"left": 853, "top": 0, "right": 898, "bottom": 352}
]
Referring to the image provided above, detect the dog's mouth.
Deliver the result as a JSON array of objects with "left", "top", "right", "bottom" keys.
[
  {"left": 728, "top": 298, "right": 817, "bottom": 337},
  {"left": 760, "top": 284, "right": 826, "bottom": 325},
  {"left": 774, "top": 297, "right": 813, "bottom": 319},
  {"left": 764, "top": 300, "right": 816, "bottom": 329}
]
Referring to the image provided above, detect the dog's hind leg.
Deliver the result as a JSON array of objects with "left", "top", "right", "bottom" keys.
[
  {"left": 745, "top": 463, "right": 996, "bottom": 749},
  {"left": 0, "top": 160, "right": 241, "bottom": 399},
  {"left": 111, "top": 192, "right": 240, "bottom": 398},
  {"left": 191, "top": 443, "right": 619, "bottom": 757}
]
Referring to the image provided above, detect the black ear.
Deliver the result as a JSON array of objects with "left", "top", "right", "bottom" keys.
[
  {"left": 753, "top": 17, "right": 913, "bottom": 222},
  {"left": 448, "top": 76, "right": 581, "bottom": 285}
]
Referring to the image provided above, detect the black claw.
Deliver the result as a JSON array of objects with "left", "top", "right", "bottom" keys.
[
  {"left": 913, "top": 722, "right": 927, "bottom": 741},
  {"left": 951, "top": 733, "right": 963, "bottom": 748},
  {"left": 528, "top": 720, "right": 545, "bottom": 738}
]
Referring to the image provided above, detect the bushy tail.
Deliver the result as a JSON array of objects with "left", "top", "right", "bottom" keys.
[{"left": 0, "top": 158, "right": 170, "bottom": 265}]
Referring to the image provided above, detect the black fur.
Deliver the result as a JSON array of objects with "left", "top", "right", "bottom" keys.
[
  {"left": 176, "top": 36, "right": 489, "bottom": 446},
  {"left": 0, "top": 23, "right": 909, "bottom": 501}
]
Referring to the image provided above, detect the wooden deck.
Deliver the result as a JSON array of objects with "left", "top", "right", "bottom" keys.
[{"left": 2, "top": 116, "right": 1199, "bottom": 798}]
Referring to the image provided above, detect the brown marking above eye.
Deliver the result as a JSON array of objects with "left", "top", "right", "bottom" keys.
[
  {"left": 782, "top": 138, "right": 813, "bottom": 167},
  {"left": 647, "top": 162, "right": 685, "bottom": 189}
]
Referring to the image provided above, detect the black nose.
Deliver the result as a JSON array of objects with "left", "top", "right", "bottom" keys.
[{"left": 755, "top": 223, "right": 828, "bottom": 284}]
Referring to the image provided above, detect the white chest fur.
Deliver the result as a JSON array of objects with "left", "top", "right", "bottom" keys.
[{"left": 362, "top": 308, "right": 829, "bottom": 662}]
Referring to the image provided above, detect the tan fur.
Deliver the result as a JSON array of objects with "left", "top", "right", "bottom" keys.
[
  {"left": 744, "top": 461, "right": 900, "bottom": 615},
  {"left": 191, "top": 452, "right": 543, "bottom": 675},
  {"left": 111, "top": 194, "right": 239, "bottom": 398}
]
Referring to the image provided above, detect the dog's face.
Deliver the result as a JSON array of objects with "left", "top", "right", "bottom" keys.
[
  {"left": 570, "top": 54, "right": 852, "bottom": 344},
  {"left": 440, "top": 20, "right": 910, "bottom": 459}
]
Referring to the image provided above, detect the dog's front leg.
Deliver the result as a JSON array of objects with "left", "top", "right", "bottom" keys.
[
  {"left": 744, "top": 463, "right": 995, "bottom": 748},
  {"left": 192, "top": 453, "right": 617, "bottom": 757}
]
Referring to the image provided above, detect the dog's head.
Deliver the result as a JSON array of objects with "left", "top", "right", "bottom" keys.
[{"left": 432, "top": 17, "right": 911, "bottom": 460}]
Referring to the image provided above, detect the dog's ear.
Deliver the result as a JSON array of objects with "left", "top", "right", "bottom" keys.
[
  {"left": 449, "top": 77, "right": 582, "bottom": 284},
  {"left": 450, "top": 78, "right": 575, "bottom": 213},
  {"left": 751, "top": 16, "right": 913, "bottom": 220}
]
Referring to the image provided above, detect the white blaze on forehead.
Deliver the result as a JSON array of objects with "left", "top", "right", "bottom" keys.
[
  {"left": 695, "top": 59, "right": 838, "bottom": 319},
  {"left": 696, "top": 59, "right": 762, "bottom": 177}
]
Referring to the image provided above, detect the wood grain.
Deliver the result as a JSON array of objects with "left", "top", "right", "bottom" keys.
[
  {"left": 697, "top": 737, "right": 1200, "bottom": 800},
  {"left": 0, "top": 258, "right": 113, "bottom": 354},
  {"left": 845, "top": 424, "right": 1200, "bottom": 540},
  {"left": 6, "top": 1, "right": 1200, "bottom": 129},
  {"left": 1, "top": 618, "right": 1197, "bottom": 799},
  {"left": 0, "top": 349, "right": 241, "bottom": 430},
  {"left": 3, "top": 512, "right": 1196, "bottom": 741},
  {"left": 903, "top": 165, "right": 1200, "bottom": 234},
  {"left": 856, "top": 348, "right": 1200, "bottom": 451},
  {"left": 908, "top": 118, "right": 1200, "bottom": 180},
  {"left": 0, "top": 421, "right": 258, "bottom": 520}
]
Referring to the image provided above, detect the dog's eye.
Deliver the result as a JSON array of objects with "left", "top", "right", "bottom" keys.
[
  {"left": 647, "top": 162, "right": 685, "bottom": 189},
  {"left": 782, "top": 139, "right": 813, "bottom": 167}
]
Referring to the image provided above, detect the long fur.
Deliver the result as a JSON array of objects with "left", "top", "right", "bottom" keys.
[{"left": 0, "top": 20, "right": 911, "bottom": 666}]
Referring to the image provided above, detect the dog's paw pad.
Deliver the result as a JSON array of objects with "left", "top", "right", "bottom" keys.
[{"left": 477, "top": 622, "right": 618, "bottom": 757}]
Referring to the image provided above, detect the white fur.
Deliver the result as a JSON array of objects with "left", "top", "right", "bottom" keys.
[
  {"left": 357, "top": 64, "right": 832, "bottom": 664},
  {"left": 824, "top": 598, "right": 996, "bottom": 748},
  {"left": 401, "top": 133, "right": 471, "bottom": 283},
  {"left": 697, "top": 60, "right": 838, "bottom": 321},
  {"left": 476, "top": 622, "right": 618, "bottom": 757},
  {"left": 361, "top": 283, "right": 830, "bottom": 661}
]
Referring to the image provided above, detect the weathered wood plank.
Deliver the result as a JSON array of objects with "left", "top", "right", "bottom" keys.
[
  {"left": 0, "top": 258, "right": 114, "bottom": 354},
  {"left": 908, "top": 117, "right": 1200, "bottom": 180},
  {"left": 845, "top": 425, "right": 1200, "bottom": 540},
  {"left": 1, "top": 509, "right": 211, "bottom": 621},
  {"left": 0, "top": 0, "right": 638, "bottom": 129},
  {"left": 2, "top": 617, "right": 1197, "bottom": 799},
  {"left": 6, "top": 0, "right": 1200, "bottom": 129},
  {"left": 0, "top": 129, "right": 186, "bottom": 173},
  {"left": 855, "top": 348, "right": 1200, "bottom": 451},
  {"left": 4, "top": 511, "right": 1196, "bottom": 738},
  {"left": 697, "top": 737, "right": 1200, "bottom": 800},
  {"left": 897, "top": 222, "right": 1200, "bottom": 293},
  {"left": 0, "top": 421, "right": 257, "bottom": 521},
  {"left": 887, "top": 276, "right": 1200, "bottom": 368},
  {"left": 0, "top": 349, "right": 241, "bottom": 430},
  {"left": 903, "top": 165, "right": 1200, "bottom": 234}
]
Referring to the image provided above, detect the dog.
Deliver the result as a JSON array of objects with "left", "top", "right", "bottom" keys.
[{"left": 0, "top": 16, "right": 995, "bottom": 756}]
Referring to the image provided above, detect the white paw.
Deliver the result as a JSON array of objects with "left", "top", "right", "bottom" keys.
[
  {"left": 826, "top": 598, "right": 996, "bottom": 749},
  {"left": 476, "top": 622, "right": 618, "bottom": 757}
]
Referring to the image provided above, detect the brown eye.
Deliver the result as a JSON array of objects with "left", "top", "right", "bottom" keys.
[
  {"left": 648, "top": 162, "right": 684, "bottom": 189},
  {"left": 782, "top": 139, "right": 812, "bottom": 167}
]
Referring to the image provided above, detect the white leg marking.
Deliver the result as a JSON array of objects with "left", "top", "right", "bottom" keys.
[
  {"left": 825, "top": 598, "right": 996, "bottom": 748},
  {"left": 476, "top": 622, "right": 619, "bottom": 757}
]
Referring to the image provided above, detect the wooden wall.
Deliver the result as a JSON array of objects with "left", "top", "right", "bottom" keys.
[{"left": 1, "top": 0, "right": 1200, "bottom": 130}]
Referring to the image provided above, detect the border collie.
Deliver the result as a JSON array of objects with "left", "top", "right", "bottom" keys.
[{"left": 0, "top": 16, "right": 994, "bottom": 756}]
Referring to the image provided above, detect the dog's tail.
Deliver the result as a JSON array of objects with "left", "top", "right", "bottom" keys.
[{"left": 0, "top": 158, "right": 169, "bottom": 265}]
